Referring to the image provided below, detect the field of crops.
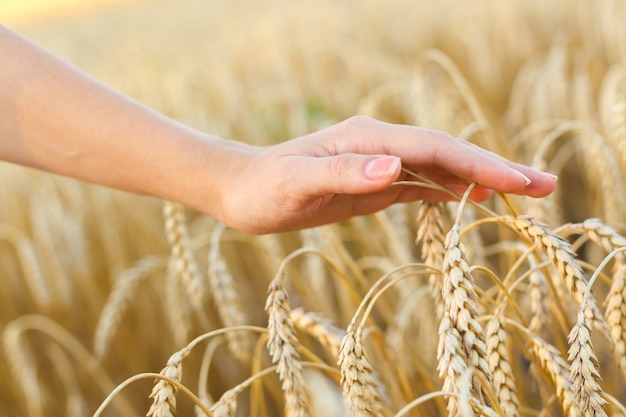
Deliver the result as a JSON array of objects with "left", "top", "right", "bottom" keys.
[{"left": 2, "top": 0, "right": 626, "bottom": 416}]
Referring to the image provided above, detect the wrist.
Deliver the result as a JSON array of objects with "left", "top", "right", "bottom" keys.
[{"left": 169, "top": 131, "right": 258, "bottom": 221}]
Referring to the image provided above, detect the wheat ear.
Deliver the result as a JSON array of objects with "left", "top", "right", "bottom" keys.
[
  {"left": 604, "top": 262, "right": 626, "bottom": 377},
  {"left": 415, "top": 202, "right": 447, "bottom": 320},
  {"left": 338, "top": 322, "right": 384, "bottom": 417},
  {"left": 437, "top": 222, "right": 494, "bottom": 415},
  {"left": 290, "top": 307, "right": 345, "bottom": 359},
  {"left": 300, "top": 227, "right": 337, "bottom": 317},
  {"left": 2, "top": 320, "right": 44, "bottom": 417},
  {"left": 527, "top": 256, "right": 551, "bottom": 334},
  {"left": 94, "top": 256, "right": 165, "bottom": 360},
  {"left": 208, "top": 223, "right": 251, "bottom": 363},
  {"left": 163, "top": 201, "right": 205, "bottom": 314},
  {"left": 485, "top": 302, "right": 520, "bottom": 417},
  {"left": 526, "top": 334, "right": 582, "bottom": 417},
  {"left": 265, "top": 272, "right": 310, "bottom": 417},
  {"left": 500, "top": 215, "right": 609, "bottom": 334},
  {"left": 437, "top": 185, "right": 494, "bottom": 416},
  {"left": 557, "top": 219, "right": 626, "bottom": 376},
  {"left": 147, "top": 351, "right": 185, "bottom": 417},
  {"left": 567, "top": 301, "right": 608, "bottom": 417},
  {"left": 0, "top": 224, "right": 51, "bottom": 310}
]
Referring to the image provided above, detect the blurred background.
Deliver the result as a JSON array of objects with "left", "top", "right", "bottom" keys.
[{"left": 2, "top": 0, "right": 626, "bottom": 416}]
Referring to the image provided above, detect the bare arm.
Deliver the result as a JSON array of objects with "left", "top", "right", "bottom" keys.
[
  {"left": 0, "top": 24, "right": 251, "bottom": 213},
  {"left": 0, "top": 24, "right": 557, "bottom": 234}
]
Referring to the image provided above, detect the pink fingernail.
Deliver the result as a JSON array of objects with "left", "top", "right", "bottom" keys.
[{"left": 365, "top": 157, "right": 401, "bottom": 180}]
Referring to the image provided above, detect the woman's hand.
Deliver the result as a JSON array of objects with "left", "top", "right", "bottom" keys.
[
  {"left": 0, "top": 25, "right": 556, "bottom": 235},
  {"left": 214, "top": 116, "right": 557, "bottom": 234}
]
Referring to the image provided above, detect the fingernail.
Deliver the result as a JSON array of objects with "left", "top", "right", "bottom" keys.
[
  {"left": 365, "top": 156, "right": 401, "bottom": 180},
  {"left": 516, "top": 170, "right": 531, "bottom": 186}
]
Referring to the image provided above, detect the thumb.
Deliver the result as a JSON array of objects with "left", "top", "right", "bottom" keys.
[{"left": 306, "top": 154, "right": 402, "bottom": 195}]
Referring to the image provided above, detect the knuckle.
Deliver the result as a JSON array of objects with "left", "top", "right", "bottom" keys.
[
  {"left": 339, "top": 115, "right": 376, "bottom": 135},
  {"left": 328, "top": 156, "right": 350, "bottom": 179}
]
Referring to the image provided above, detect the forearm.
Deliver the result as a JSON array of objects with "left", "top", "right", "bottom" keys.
[{"left": 0, "top": 24, "right": 250, "bottom": 214}]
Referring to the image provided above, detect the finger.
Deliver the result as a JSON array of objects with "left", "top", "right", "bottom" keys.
[
  {"left": 293, "top": 153, "right": 402, "bottom": 197},
  {"left": 326, "top": 117, "right": 557, "bottom": 197}
]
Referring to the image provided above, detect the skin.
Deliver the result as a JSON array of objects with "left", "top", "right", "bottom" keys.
[{"left": 0, "top": 24, "right": 557, "bottom": 235}]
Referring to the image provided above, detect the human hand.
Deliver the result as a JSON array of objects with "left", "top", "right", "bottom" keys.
[{"left": 212, "top": 116, "right": 557, "bottom": 234}]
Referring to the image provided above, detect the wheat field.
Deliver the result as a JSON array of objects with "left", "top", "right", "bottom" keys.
[{"left": 2, "top": 0, "right": 626, "bottom": 416}]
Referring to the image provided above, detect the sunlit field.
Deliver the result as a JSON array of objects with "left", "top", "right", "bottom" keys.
[{"left": 2, "top": 0, "right": 626, "bottom": 416}]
